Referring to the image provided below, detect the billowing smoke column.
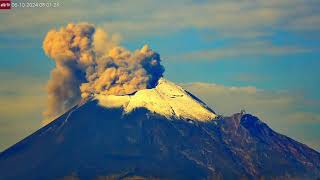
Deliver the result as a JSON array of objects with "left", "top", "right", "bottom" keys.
[{"left": 43, "top": 23, "right": 164, "bottom": 122}]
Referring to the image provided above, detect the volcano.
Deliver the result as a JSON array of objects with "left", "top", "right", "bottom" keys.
[{"left": 0, "top": 78, "right": 319, "bottom": 180}]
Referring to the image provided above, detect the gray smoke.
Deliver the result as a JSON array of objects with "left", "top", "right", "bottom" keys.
[{"left": 42, "top": 23, "right": 164, "bottom": 123}]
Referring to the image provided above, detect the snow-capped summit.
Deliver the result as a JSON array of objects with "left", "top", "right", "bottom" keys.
[
  {"left": 1, "top": 79, "right": 320, "bottom": 180},
  {"left": 95, "top": 78, "right": 217, "bottom": 121}
]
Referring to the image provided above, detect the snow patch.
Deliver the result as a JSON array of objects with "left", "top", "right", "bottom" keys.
[
  {"left": 96, "top": 78, "right": 217, "bottom": 121},
  {"left": 96, "top": 95, "right": 130, "bottom": 108}
]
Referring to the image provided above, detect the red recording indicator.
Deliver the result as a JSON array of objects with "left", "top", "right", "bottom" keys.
[{"left": 0, "top": 0, "right": 11, "bottom": 9}]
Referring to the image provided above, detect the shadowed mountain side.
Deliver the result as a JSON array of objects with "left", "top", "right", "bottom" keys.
[{"left": 0, "top": 99, "right": 319, "bottom": 180}]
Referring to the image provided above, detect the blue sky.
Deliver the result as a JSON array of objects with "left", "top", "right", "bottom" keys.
[{"left": 0, "top": 0, "right": 319, "bottom": 151}]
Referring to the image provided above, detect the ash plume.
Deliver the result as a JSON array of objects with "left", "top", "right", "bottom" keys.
[{"left": 42, "top": 23, "right": 164, "bottom": 123}]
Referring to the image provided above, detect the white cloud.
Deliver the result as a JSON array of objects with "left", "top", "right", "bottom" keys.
[
  {"left": 175, "top": 40, "right": 315, "bottom": 61},
  {"left": 1, "top": 0, "right": 319, "bottom": 38}
]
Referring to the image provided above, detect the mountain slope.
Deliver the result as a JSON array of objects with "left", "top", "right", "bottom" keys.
[
  {"left": 95, "top": 78, "right": 217, "bottom": 121},
  {"left": 0, "top": 80, "right": 319, "bottom": 180}
]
